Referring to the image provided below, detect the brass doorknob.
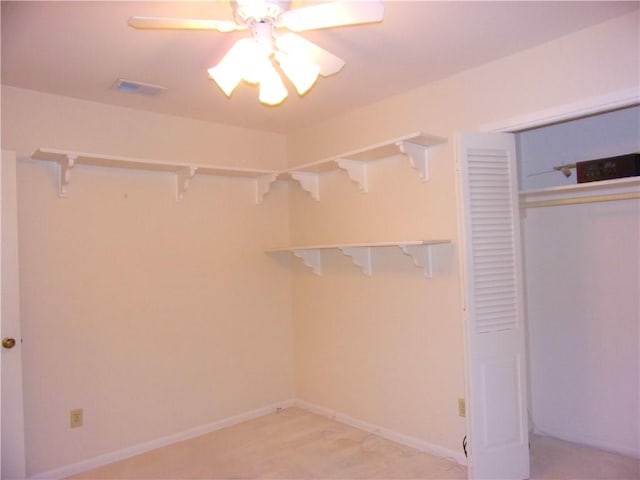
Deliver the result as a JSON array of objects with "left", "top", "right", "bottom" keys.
[{"left": 2, "top": 337, "right": 16, "bottom": 349}]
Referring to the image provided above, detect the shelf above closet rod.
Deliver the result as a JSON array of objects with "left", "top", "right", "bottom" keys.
[{"left": 519, "top": 177, "right": 639, "bottom": 209}]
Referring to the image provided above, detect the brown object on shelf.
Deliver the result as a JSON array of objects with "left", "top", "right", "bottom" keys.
[{"left": 576, "top": 153, "right": 640, "bottom": 183}]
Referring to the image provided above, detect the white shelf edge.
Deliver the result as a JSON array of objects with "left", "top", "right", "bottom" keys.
[
  {"left": 33, "top": 132, "right": 447, "bottom": 202},
  {"left": 267, "top": 240, "right": 450, "bottom": 277},
  {"left": 32, "top": 148, "right": 279, "bottom": 203},
  {"left": 282, "top": 132, "right": 446, "bottom": 198},
  {"left": 267, "top": 240, "right": 450, "bottom": 252},
  {"left": 519, "top": 177, "right": 640, "bottom": 208}
]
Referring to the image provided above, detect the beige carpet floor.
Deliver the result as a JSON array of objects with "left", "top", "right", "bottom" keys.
[
  {"left": 68, "top": 407, "right": 639, "bottom": 479},
  {"left": 529, "top": 433, "right": 639, "bottom": 480}
]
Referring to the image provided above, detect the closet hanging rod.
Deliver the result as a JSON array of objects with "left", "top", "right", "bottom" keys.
[{"left": 521, "top": 191, "right": 639, "bottom": 209}]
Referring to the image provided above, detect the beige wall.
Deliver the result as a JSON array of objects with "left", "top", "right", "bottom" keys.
[
  {"left": 286, "top": 10, "right": 639, "bottom": 458},
  {"left": 1, "top": 9, "right": 638, "bottom": 477},
  {"left": 2, "top": 86, "right": 286, "bottom": 170},
  {"left": 289, "top": 151, "right": 465, "bottom": 452},
  {"left": 2, "top": 89, "right": 293, "bottom": 475}
]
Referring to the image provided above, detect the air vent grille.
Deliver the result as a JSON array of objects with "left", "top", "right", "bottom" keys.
[{"left": 114, "top": 79, "right": 167, "bottom": 96}]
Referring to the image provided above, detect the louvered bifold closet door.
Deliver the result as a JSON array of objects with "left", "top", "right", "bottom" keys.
[
  {"left": 470, "top": 150, "right": 518, "bottom": 334},
  {"left": 456, "top": 133, "right": 529, "bottom": 480}
]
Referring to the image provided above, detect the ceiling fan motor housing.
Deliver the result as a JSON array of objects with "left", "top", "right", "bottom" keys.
[{"left": 231, "top": 0, "right": 291, "bottom": 25}]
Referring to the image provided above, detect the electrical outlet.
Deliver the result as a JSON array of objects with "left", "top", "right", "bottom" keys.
[
  {"left": 70, "top": 408, "right": 83, "bottom": 428},
  {"left": 458, "top": 398, "right": 466, "bottom": 418}
]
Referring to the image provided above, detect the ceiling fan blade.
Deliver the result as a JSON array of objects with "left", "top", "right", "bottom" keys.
[
  {"left": 128, "top": 16, "right": 241, "bottom": 33},
  {"left": 275, "top": 33, "right": 345, "bottom": 77},
  {"left": 278, "top": 1, "right": 383, "bottom": 32}
]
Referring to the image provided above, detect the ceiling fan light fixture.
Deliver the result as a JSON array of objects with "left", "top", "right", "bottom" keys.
[
  {"left": 208, "top": 63, "right": 243, "bottom": 96},
  {"left": 242, "top": 56, "right": 271, "bottom": 85},
  {"left": 238, "top": 22, "right": 275, "bottom": 84},
  {"left": 275, "top": 51, "right": 319, "bottom": 96},
  {"left": 207, "top": 38, "right": 254, "bottom": 96},
  {"left": 130, "top": 0, "right": 385, "bottom": 106},
  {"left": 258, "top": 62, "right": 288, "bottom": 106}
]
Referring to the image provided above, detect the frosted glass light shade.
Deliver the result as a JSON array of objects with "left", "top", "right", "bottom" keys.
[
  {"left": 242, "top": 53, "right": 272, "bottom": 85},
  {"left": 259, "top": 63, "right": 288, "bottom": 105},
  {"left": 209, "top": 29, "right": 327, "bottom": 105},
  {"left": 208, "top": 63, "right": 243, "bottom": 96},
  {"left": 275, "top": 51, "right": 319, "bottom": 95},
  {"left": 207, "top": 38, "right": 252, "bottom": 96}
]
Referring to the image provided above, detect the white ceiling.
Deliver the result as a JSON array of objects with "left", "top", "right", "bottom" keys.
[{"left": 2, "top": 1, "right": 637, "bottom": 134}]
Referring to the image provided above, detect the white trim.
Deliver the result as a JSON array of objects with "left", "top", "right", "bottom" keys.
[
  {"left": 480, "top": 87, "right": 640, "bottom": 133},
  {"left": 30, "top": 398, "right": 467, "bottom": 479},
  {"left": 28, "top": 399, "right": 296, "bottom": 480},
  {"left": 294, "top": 399, "right": 468, "bottom": 466}
]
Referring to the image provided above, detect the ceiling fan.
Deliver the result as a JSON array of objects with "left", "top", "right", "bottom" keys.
[{"left": 128, "top": 0, "right": 384, "bottom": 105}]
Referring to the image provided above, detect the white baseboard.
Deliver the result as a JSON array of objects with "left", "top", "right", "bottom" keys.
[
  {"left": 29, "top": 399, "right": 296, "bottom": 480},
  {"left": 294, "top": 399, "right": 468, "bottom": 466},
  {"left": 30, "top": 397, "right": 466, "bottom": 479}
]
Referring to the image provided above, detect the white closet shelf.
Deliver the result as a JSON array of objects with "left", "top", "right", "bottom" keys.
[
  {"left": 267, "top": 240, "right": 451, "bottom": 278},
  {"left": 31, "top": 148, "right": 279, "bottom": 203},
  {"left": 279, "top": 132, "right": 446, "bottom": 200},
  {"left": 519, "top": 177, "right": 640, "bottom": 208}
]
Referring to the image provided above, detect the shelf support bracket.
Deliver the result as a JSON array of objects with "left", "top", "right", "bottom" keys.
[
  {"left": 291, "top": 171, "right": 320, "bottom": 201},
  {"left": 57, "top": 154, "right": 76, "bottom": 198},
  {"left": 292, "top": 249, "right": 322, "bottom": 275},
  {"left": 175, "top": 166, "right": 197, "bottom": 202},
  {"left": 397, "top": 141, "right": 429, "bottom": 181},
  {"left": 337, "top": 159, "right": 368, "bottom": 192},
  {"left": 399, "top": 244, "right": 434, "bottom": 278},
  {"left": 339, "top": 246, "right": 373, "bottom": 276},
  {"left": 255, "top": 173, "right": 278, "bottom": 204}
]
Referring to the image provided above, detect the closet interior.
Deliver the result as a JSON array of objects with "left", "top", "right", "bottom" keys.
[{"left": 516, "top": 105, "right": 640, "bottom": 459}]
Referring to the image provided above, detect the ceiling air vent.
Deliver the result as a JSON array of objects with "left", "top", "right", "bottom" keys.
[{"left": 114, "top": 78, "right": 167, "bottom": 96}]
